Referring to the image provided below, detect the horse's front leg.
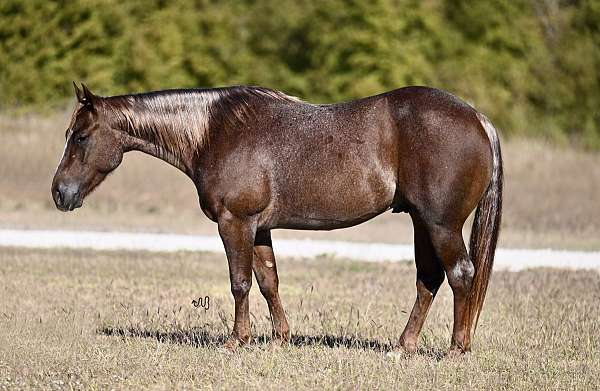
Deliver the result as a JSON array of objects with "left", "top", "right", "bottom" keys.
[{"left": 217, "top": 211, "right": 256, "bottom": 350}]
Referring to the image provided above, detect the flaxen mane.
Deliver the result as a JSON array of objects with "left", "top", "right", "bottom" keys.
[{"left": 99, "top": 86, "right": 300, "bottom": 162}]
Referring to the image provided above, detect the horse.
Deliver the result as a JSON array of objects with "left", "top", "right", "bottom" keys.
[{"left": 52, "top": 82, "right": 502, "bottom": 355}]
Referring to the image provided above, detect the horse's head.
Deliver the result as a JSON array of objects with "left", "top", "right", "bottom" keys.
[{"left": 51, "top": 83, "right": 124, "bottom": 211}]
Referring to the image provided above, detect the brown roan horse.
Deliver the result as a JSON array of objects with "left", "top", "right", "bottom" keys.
[{"left": 52, "top": 83, "right": 502, "bottom": 355}]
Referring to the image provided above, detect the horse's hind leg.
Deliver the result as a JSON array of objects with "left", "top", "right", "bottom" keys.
[
  {"left": 426, "top": 223, "right": 474, "bottom": 354},
  {"left": 252, "top": 230, "right": 290, "bottom": 345},
  {"left": 398, "top": 219, "right": 445, "bottom": 353}
]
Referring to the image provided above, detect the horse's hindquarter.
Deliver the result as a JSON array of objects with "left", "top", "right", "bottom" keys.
[{"left": 390, "top": 87, "right": 494, "bottom": 225}]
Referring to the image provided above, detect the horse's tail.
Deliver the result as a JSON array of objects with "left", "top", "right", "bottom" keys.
[{"left": 466, "top": 112, "right": 503, "bottom": 336}]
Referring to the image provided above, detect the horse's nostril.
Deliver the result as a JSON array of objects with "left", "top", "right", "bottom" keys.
[{"left": 55, "top": 189, "right": 63, "bottom": 205}]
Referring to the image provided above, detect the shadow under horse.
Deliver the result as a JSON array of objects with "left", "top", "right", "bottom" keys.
[
  {"left": 52, "top": 83, "right": 502, "bottom": 355},
  {"left": 99, "top": 325, "right": 446, "bottom": 359}
]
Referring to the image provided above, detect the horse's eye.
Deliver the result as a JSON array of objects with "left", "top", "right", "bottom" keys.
[{"left": 75, "top": 134, "right": 88, "bottom": 145}]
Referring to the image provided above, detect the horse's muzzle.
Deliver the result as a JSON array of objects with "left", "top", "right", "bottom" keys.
[{"left": 52, "top": 181, "right": 82, "bottom": 212}]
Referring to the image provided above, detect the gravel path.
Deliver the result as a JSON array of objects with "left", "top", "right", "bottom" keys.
[{"left": 1, "top": 229, "right": 599, "bottom": 271}]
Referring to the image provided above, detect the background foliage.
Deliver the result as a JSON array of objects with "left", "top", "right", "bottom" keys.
[{"left": 0, "top": 0, "right": 598, "bottom": 147}]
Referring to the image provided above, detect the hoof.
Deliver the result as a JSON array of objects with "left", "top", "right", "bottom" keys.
[
  {"left": 223, "top": 335, "right": 249, "bottom": 351},
  {"left": 400, "top": 342, "right": 418, "bottom": 354},
  {"left": 446, "top": 346, "right": 471, "bottom": 358},
  {"left": 397, "top": 337, "right": 418, "bottom": 354},
  {"left": 386, "top": 340, "right": 418, "bottom": 360}
]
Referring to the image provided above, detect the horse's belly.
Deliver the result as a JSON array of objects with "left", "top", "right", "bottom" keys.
[
  {"left": 273, "top": 166, "right": 397, "bottom": 230},
  {"left": 276, "top": 209, "right": 387, "bottom": 231}
]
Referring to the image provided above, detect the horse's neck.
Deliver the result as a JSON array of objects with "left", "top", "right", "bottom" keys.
[
  {"left": 108, "top": 91, "right": 222, "bottom": 177},
  {"left": 120, "top": 131, "right": 195, "bottom": 177}
]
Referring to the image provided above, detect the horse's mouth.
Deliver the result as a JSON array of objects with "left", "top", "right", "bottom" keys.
[
  {"left": 56, "top": 199, "right": 83, "bottom": 212},
  {"left": 70, "top": 200, "right": 83, "bottom": 211}
]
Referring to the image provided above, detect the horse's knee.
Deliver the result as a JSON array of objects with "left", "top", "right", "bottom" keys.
[{"left": 231, "top": 278, "right": 252, "bottom": 298}]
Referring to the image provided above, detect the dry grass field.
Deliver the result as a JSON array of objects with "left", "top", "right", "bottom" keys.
[
  {"left": 1, "top": 111, "right": 599, "bottom": 250},
  {"left": 0, "top": 247, "right": 598, "bottom": 390}
]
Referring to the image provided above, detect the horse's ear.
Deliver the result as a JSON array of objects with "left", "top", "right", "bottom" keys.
[
  {"left": 79, "top": 83, "right": 97, "bottom": 108},
  {"left": 73, "top": 81, "right": 83, "bottom": 102}
]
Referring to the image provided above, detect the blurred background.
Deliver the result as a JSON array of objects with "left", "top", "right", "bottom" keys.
[{"left": 0, "top": 0, "right": 598, "bottom": 250}]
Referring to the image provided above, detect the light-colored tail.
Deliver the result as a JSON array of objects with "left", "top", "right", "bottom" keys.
[{"left": 466, "top": 113, "right": 503, "bottom": 335}]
